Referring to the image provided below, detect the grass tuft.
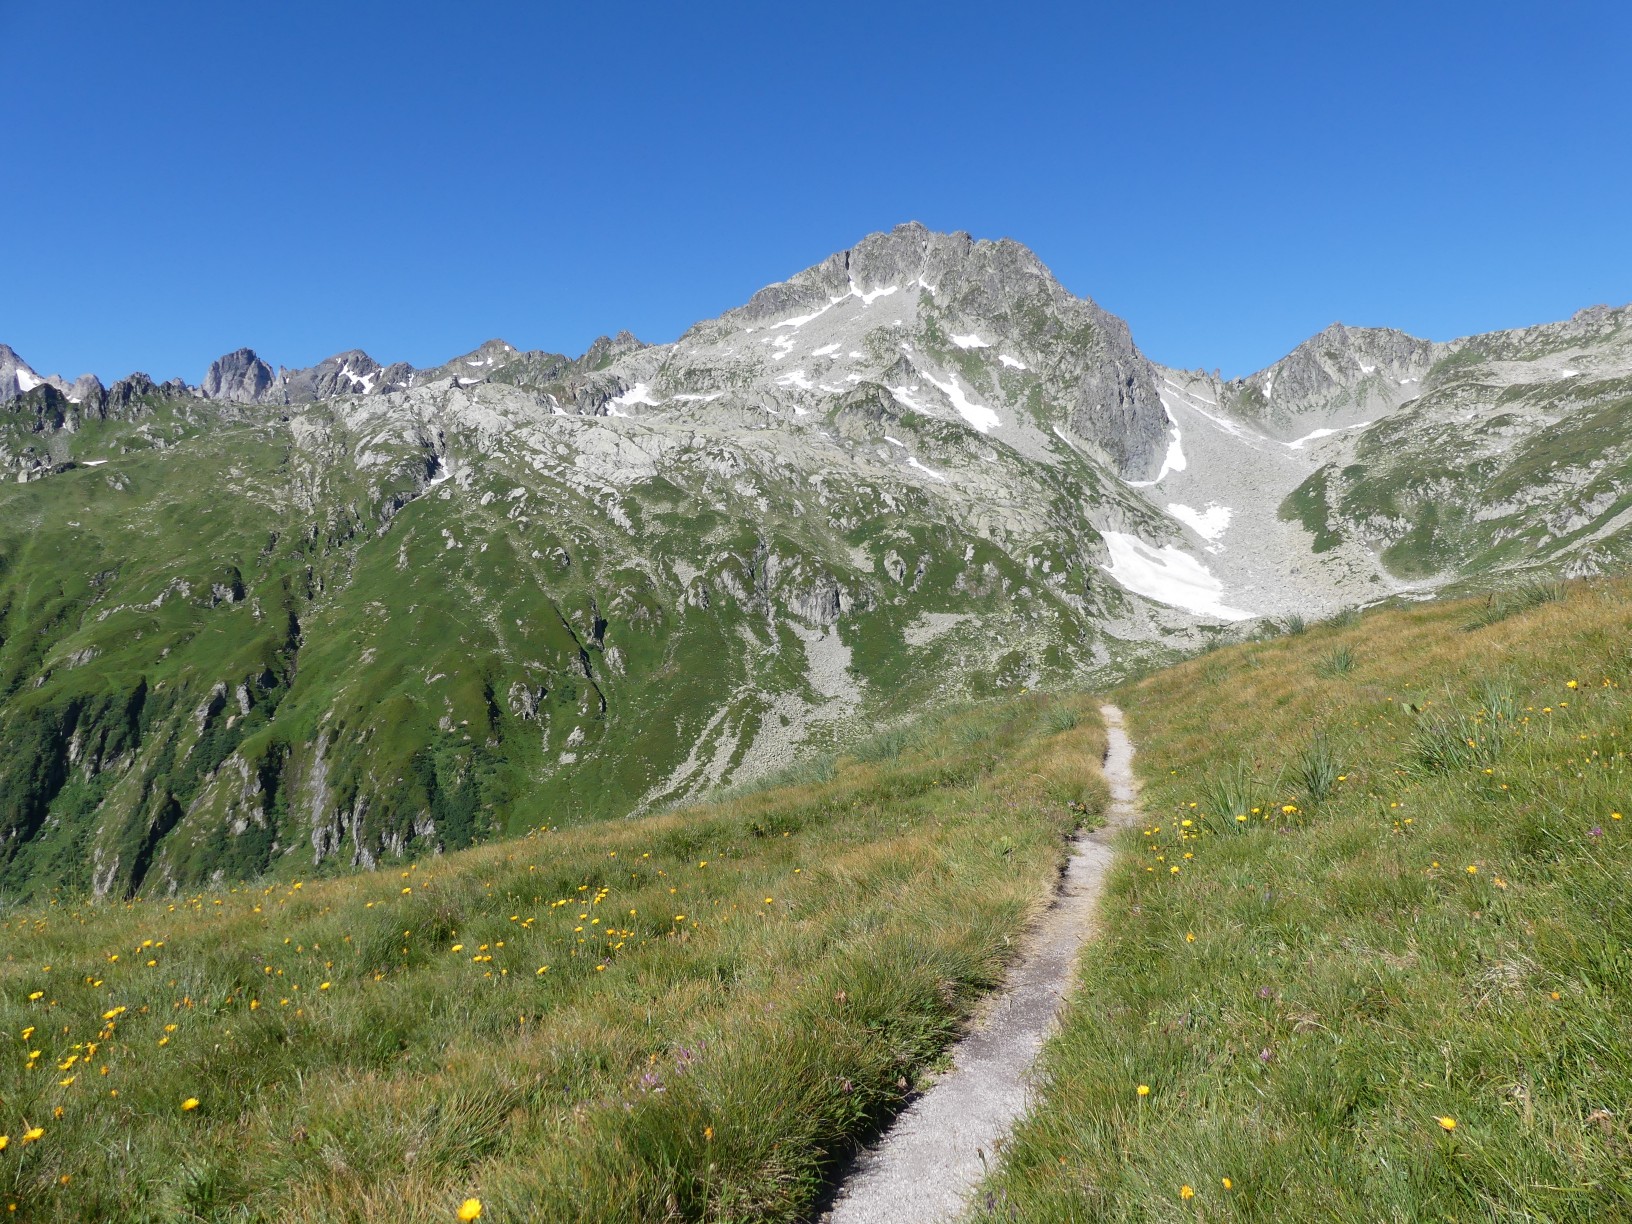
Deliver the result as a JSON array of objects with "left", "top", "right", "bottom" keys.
[
  {"left": 1463, "top": 576, "right": 1566, "bottom": 630},
  {"left": 1315, "top": 644, "right": 1355, "bottom": 677},
  {"left": 1292, "top": 733, "right": 1340, "bottom": 803}
]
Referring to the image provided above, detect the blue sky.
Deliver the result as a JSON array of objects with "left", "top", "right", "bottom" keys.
[{"left": 4, "top": 0, "right": 1630, "bottom": 384}]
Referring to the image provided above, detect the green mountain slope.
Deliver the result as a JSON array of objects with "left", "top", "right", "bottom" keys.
[{"left": 0, "top": 378, "right": 1144, "bottom": 897}]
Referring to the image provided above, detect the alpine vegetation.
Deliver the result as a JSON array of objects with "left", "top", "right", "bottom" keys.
[
  {"left": 1, "top": 224, "right": 1630, "bottom": 1221},
  {"left": 3, "top": 225, "right": 1630, "bottom": 896}
]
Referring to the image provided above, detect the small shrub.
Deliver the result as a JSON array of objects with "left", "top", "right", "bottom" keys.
[
  {"left": 851, "top": 727, "right": 913, "bottom": 763},
  {"left": 1408, "top": 705, "right": 1506, "bottom": 774}
]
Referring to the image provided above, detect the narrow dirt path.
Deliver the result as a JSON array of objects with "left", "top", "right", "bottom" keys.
[{"left": 820, "top": 704, "right": 1140, "bottom": 1223}]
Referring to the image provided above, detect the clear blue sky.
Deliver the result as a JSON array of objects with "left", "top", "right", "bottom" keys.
[{"left": 5, "top": 0, "right": 1629, "bottom": 384}]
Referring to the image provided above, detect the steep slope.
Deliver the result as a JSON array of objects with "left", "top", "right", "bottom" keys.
[{"left": 1116, "top": 306, "right": 1632, "bottom": 615}]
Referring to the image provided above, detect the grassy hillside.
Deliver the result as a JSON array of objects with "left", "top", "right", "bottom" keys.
[
  {"left": 0, "top": 382, "right": 1134, "bottom": 899},
  {"left": 978, "top": 581, "right": 1632, "bottom": 1221},
  {"left": 0, "top": 695, "right": 1106, "bottom": 1222}
]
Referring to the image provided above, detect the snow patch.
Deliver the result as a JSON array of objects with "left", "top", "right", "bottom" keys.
[
  {"left": 1100, "top": 532, "right": 1253, "bottom": 621},
  {"left": 999, "top": 354, "right": 1027, "bottom": 370},
  {"left": 15, "top": 368, "right": 42, "bottom": 392},
  {"left": 950, "top": 333, "right": 990, "bottom": 350},
  {"left": 1159, "top": 383, "right": 1258, "bottom": 441},
  {"left": 1167, "top": 502, "right": 1232, "bottom": 541},
  {"left": 343, "top": 365, "right": 379, "bottom": 392},
  {"left": 1285, "top": 419, "right": 1373, "bottom": 450},
  {"left": 610, "top": 383, "right": 662, "bottom": 409},
  {"left": 849, "top": 281, "right": 899, "bottom": 306},
  {"left": 811, "top": 343, "right": 841, "bottom": 357},
  {"left": 672, "top": 392, "right": 722, "bottom": 403},
  {"left": 908, "top": 457, "right": 947, "bottom": 482},
  {"left": 883, "top": 436, "right": 907, "bottom": 448},
  {"left": 775, "top": 369, "right": 814, "bottom": 391},
  {"left": 1128, "top": 408, "right": 1186, "bottom": 486},
  {"left": 920, "top": 370, "right": 1000, "bottom": 432},
  {"left": 773, "top": 304, "right": 832, "bottom": 329},
  {"left": 888, "top": 386, "right": 932, "bottom": 414},
  {"left": 80, "top": 459, "right": 108, "bottom": 467}
]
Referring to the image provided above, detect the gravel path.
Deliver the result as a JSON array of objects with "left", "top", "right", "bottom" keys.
[{"left": 819, "top": 704, "right": 1140, "bottom": 1223}]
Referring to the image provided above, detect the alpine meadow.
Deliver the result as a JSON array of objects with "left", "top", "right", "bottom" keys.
[{"left": 1, "top": 222, "right": 1629, "bottom": 1221}]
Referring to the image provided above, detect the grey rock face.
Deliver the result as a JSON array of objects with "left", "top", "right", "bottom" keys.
[
  {"left": 580, "top": 331, "right": 647, "bottom": 370},
  {"left": 717, "top": 222, "right": 1169, "bottom": 478},
  {"left": 1224, "top": 323, "right": 1441, "bottom": 438},
  {"left": 68, "top": 374, "right": 106, "bottom": 407},
  {"left": 105, "top": 372, "right": 189, "bottom": 416},
  {"left": 202, "top": 348, "right": 277, "bottom": 403},
  {"left": 413, "top": 339, "right": 518, "bottom": 388},
  {"left": 0, "top": 346, "right": 105, "bottom": 407},
  {"left": 277, "top": 350, "right": 386, "bottom": 403},
  {"left": 0, "top": 344, "right": 46, "bottom": 402}
]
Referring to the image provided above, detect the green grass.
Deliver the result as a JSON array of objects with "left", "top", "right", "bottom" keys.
[
  {"left": 977, "top": 579, "right": 1632, "bottom": 1222},
  {"left": 0, "top": 693, "right": 1107, "bottom": 1221}
]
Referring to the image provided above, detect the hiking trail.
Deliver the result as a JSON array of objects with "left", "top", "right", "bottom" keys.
[
  {"left": 822, "top": 705, "right": 1142, "bottom": 1220},
  {"left": 820, "top": 703, "right": 1141, "bottom": 1223}
]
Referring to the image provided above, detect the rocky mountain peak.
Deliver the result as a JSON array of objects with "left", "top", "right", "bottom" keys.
[
  {"left": 650, "top": 224, "right": 1168, "bottom": 479},
  {"left": 0, "top": 344, "right": 48, "bottom": 402},
  {"left": 1223, "top": 322, "right": 1438, "bottom": 437},
  {"left": 277, "top": 350, "right": 387, "bottom": 402},
  {"left": 68, "top": 373, "right": 105, "bottom": 406},
  {"left": 580, "top": 331, "right": 646, "bottom": 370},
  {"left": 202, "top": 348, "right": 277, "bottom": 403}
]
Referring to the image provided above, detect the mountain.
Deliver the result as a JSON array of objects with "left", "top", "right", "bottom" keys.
[
  {"left": 0, "top": 343, "right": 75, "bottom": 402},
  {"left": 0, "top": 223, "right": 1627, "bottom": 898}
]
